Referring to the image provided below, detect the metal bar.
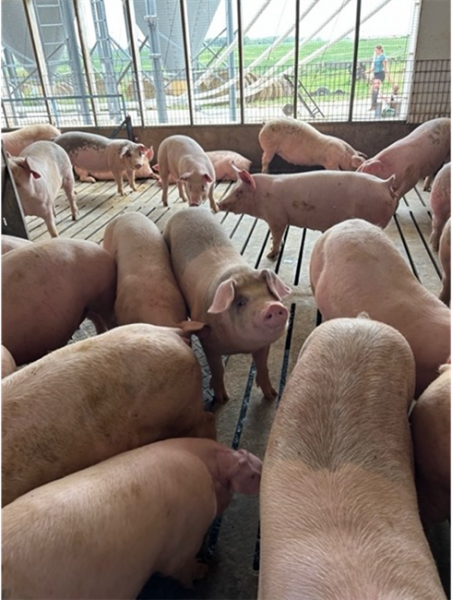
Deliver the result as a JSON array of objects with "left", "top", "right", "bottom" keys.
[
  {"left": 293, "top": 0, "right": 301, "bottom": 118},
  {"left": 122, "top": 0, "right": 145, "bottom": 126},
  {"left": 225, "top": 0, "right": 237, "bottom": 121},
  {"left": 179, "top": 0, "right": 194, "bottom": 124},
  {"left": 144, "top": 0, "right": 168, "bottom": 123},
  {"left": 348, "top": 0, "right": 362, "bottom": 122},
  {"left": 73, "top": 0, "right": 98, "bottom": 127},
  {"left": 22, "top": 0, "right": 53, "bottom": 122},
  {"left": 236, "top": 0, "right": 244, "bottom": 123}
]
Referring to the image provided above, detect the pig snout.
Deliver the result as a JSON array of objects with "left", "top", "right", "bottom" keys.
[
  {"left": 261, "top": 302, "right": 288, "bottom": 330},
  {"left": 230, "top": 449, "right": 262, "bottom": 495}
]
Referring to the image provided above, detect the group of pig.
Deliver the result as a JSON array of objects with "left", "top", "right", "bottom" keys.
[{"left": 1, "top": 115, "right": 451, "bottom": 599}]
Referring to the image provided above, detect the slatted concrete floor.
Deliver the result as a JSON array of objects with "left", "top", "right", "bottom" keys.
[{"left": 25, "top": 175, "right": 449, "bottom": 599}]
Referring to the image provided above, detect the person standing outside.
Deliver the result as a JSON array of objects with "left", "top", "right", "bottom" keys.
[{"left": 366, "top": 44, "right": 390, "bottom": 110}]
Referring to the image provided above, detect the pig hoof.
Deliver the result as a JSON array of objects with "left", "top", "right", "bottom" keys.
[{"left": 266, "top": 250, "right": 279, "bottom": 260}]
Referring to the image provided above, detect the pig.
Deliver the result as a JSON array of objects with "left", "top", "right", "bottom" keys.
[
  {"left": 102, "top": 212, "right": 188, "bottom": 327},
  {"left": 218, "top": 169, "right": 397, "bottom": 259},
  {"left": 163, "top": 209, "right": 291, "bottom": 403},
  {"left": 53, "top": 131, "right": 153, "bottom": 196},
  {"left": 357, "top": 118, "right": 451, "bottom": 200},
  {"left": 258, "top": 117, "right": 367, "bottom": 173},
  {"left": 154, "top": 149, "right": 252, "bottom": 183},
  {"left": 438, "top": 217, "right": 451, "bottom": 306},
  {"left": 157, "top": 134, "right": 218, "bottom": 212},
  {"left": 2, "top": 123, "right": 61, "bottom": 156},
  {"left": 429, "top": 162, "right": 451, "bottom": 251},
  {"left": 2, "top": 323, "right": 216, "bottom": 507},
  {"left": 1, "top": 234, "right": 32, "bottom": 255},
  {"left": 2, "top": 238, "right": 117, "bottom": 366},
  {"left": 411, "top": 364, "right": 451, "bottom": 529},
  {"left": 259, "top": 316, "right": 446, "bottom": 600},
  {"left": 73, "top": 146, "right": 155, "bottom": 182},
  {"left": 7, "top": 141, "right": 78, "bottom": 237},
  {"left": 309, "top": 218, "right": 451, "bottom": 398},
  {"left": 1, "top": 345, "right": 16, "bottom": 379},
  {"left": 2, "top": 437, "right": 261, "bottom": 599}
]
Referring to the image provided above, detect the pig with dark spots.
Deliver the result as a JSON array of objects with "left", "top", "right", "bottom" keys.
[
  {"left": 157, "top": 134, "right": 218, "bottom": 212},
  {"left": 163, "top": 209, "right": 291, "bottom": 403},
  {"left": 54, "top": 131, "right": 153, "bottom": 196},
  {"left": 259, "top": 316, "right": 446, "bottom": 600},
  {"left": 411, "top": 364, "right": 450, "bottom": 528},
  {"left": 7, "top": 141, "right": 78, "bottom": 237},
  {"left": 358, "top": 118, "right": 451, "bottom": 200},
  {"left": 103, "top": 212, "right": 189, "bottom": 328},
  {"left": 309, "top": 219, "right": 451, "bottom": 398},
  {"left": 2, "top": 437, "right": 260, "bottom": 599},
  {"left": 429, "top": 162, "right": 450, "bottom": 251},
  {"left": 258, "top": 117, "right": 366, "bottom": 173},
  {"left": 218, "top": 169, "right": 397, "bottom": 259},
  {"left": 2, "top": 123, "right": 61, "bottom": 156},
  {"left": 1, "top": 234, "right": 32, "bottom": 255},
  {"left": 438, "top": 217, "right": 451, "bottom": 306},
  {"left": 2, "top": 323, "right": 216, "bottom": 507},
  {"left": 2, "top": 238, "right": 116, "bottom": 366}
]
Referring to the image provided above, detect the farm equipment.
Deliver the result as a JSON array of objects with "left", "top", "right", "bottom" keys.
[{"left": 282, "top": 74, "right": 324, "bottom": 118}]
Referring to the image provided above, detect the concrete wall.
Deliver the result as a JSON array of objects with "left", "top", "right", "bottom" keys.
[{"left": 416, "top": 0, "right": 450, "bottom": 60}]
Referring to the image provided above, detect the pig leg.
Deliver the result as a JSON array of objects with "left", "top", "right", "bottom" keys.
[
  {"left": 44, "top": 211, "right": 59, "bottom": 238},
  {"left": 203, "top": 347, "right": 229, "bottom": 403},
  {"left": 252, "top": 345, "right": 277, "bottom": 399},
  {"left": 62, "top": 175, "right": 79, "bottom": 221},
  {"left": 177, "top": 180, "right": 189, "bottom": 202},
  {"left": 430, "top": 218, "right": 443, "bottom": 252},
  {"left": 113, "top": 172, "right": 125, "bottom": 197},
  {"left": 125, "top": 168, "right": 138, "bottom": 192},
  {"left": 208, "top": 184, "right": 219, "bottom": 213},
  {"left": 160, "top": 176, "right": 170, "bottom": 206},
  {"left": 267, "top": 223, "right": 287, "bottom": 260},
  {"left": 261, "top": 149, "right": 275, "bottom": 174},
  {"left": 74, "top": 166, "right": 96, "bottom": 184},
  {"left": 171, "top": 559, "right": 209, "bottom": 589}
]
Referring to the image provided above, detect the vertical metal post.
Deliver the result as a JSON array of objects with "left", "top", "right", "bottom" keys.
[
  {"left": 179, "top": 0, "right": 194, "bottom": 125},
  {"left": 236, "top": 0, "right": 244, "bottom": 124},
  {"left": 60, "top": 0, "right": 92, "bottom": 124},
  {"left": 226, "top": 0, "right": 237, "bottom": 121},
  {"left": 73, "top": 0, "right": 98, "bottom": 127},
  {"left": 145, "top": 0, "right": 168, "bottom": 123},
  {"left": 90, "top": 0, "right": 121, "bottom": 119},
  {"left": 348, "top": 0, "right": 362, "bottom": 122},
  {"left": 122, "top": 0, "right": 145, "bottom": 126},
  {"left": 2, "top": 46, "right": 20, "bottom": 125},
  {"left": 293, "top": 0, "right": 301, "bottom": 118}
]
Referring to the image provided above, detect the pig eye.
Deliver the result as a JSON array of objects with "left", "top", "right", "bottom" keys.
[{"left": 235, "top": 296, "right": 248, "bottom": 309}]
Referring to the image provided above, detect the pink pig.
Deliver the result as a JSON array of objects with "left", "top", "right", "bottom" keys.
[
  {"left": 54, "top": 132, "right": 153, "bottom": 196},
  {"left": 309, "top": 218, "right": 451, "bottom": 398},
  {"left": 438, "top": 217, "right": 451, "bottom": 306},
  {"left": 258, "top": 118, "right": 366, "bottom": 173},
  {"left": 259, "top": 316, "right": 445, "bottom": 600},
  {"left": 2, "top": 323, "right": 216, "bottom": 506},
  {"left": 2, "top": 437, "right": 261, "bottom": 599},
  {"left": 411, "top": 363, "right": 451, "bottom": 529},
  {"left": 102, "top": 212, "right": 188, "bottom": 328},
  {"left": 7, "top": 141, "right": 78, "bottom": 238},
  {"left": 218, "top": 169, "right": 397, "bottom": 259},
  {"left": 2, "top": 123, "right": 61, "bottom": 156},
  {"left": 358, "top": 118, "right": 451, "bottom": 200},
  {"left": 1, "top": 345, "right": 16, "bottom": 379},
  {"left": 73, "top": 147, "right": 155, "bottom": 182},
  {"left": 429, "top": 162, "right": 451, "bottom": 251},
  {"left": 163, "top": 209, "right": 291, "bottom": 403},
  {"left": 1, "top": 235, "right": 32, "bottom": 255},
  {"left": 2, "top": 238, "right": 117, "bottom": 366},
  {"left": 157, "top": 134, "right": 218, "bottom": 212}
]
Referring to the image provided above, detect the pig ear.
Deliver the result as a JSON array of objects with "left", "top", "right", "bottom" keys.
[
  {"left": 153, "top": 163, "right": 160, "bottom": 172},
  {"left": 351, "top": 155, "right": 365, "bottom": 169},
  {"left": 260, "top": 269, "right": 291, "bottom": 300},
  {"left": 120, "top": 146, "right": 130, "bottom": 158},
  {"left": 22, "top": 157, "right": 41, "bottom": 179},
  {"left": 137, "top": 144, "right": 147, "bottom": 153},
  {"left": 178, "top": 172, "right": 192, "bottom": 182},
  {"left": 203, "top": 173, "right": 213, "bottom": 183},
  {"left": 145, "top": 146, "right": 154, "bottom": 160},
  {"left": 207, "top": 278, "right": 236, "bottom": 314},
  {"left": 238, "top": 170, "right": 256, "bottom": 190}
]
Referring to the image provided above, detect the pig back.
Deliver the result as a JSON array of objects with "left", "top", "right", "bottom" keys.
[
  {"left": 260, "top": 317, "right": 445, "bottom": 599},
  {"left": 2, "top": 323, "right": 210, "bottom": 506},
  {"left": 104, "top": 213, "right": 187, "bottom": 327},
  {"left": 2, "top": 442, "right": 217, "bottom": 600}
]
